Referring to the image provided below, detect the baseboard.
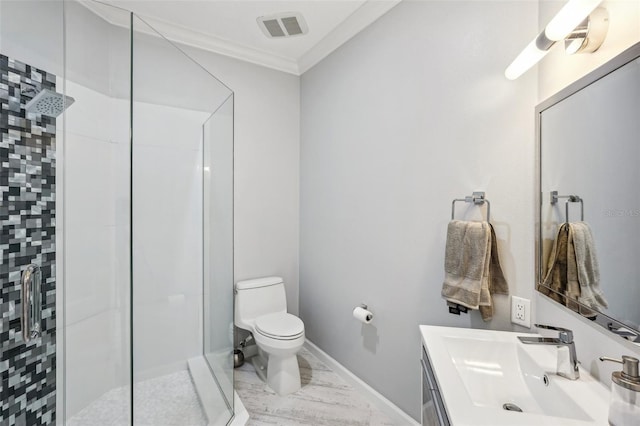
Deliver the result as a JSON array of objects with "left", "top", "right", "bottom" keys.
[{"left": 304, "top": 340, "right": 419, "bottom": 426}]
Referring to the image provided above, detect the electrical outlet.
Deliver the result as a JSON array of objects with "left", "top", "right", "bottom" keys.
[{"left": 511, "top": 296, "right": 531, "bottom": 328}]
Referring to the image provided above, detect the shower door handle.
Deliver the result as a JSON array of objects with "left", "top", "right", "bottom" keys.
[{"left": 21, "top": 264, "right": 42, "bottom": 343}]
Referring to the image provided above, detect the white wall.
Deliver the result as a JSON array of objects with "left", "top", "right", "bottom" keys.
[
  {"left": 132, "top": 101, "right": 210, "bottom": 379},
  {"left": 299, "top": 1, "right": 538, "bottom": 420},
  {"left": 62, "top": 81, "right": 212, "bottom": 416},
  {"left": 61, "top": 61, "right": 212, "bottom": 417},
  {"left": 62, "top": 80, "right": 130, "bottom": 418},
  {"left": 56, "top": 3, "right": 133, "bottom": 418},
  {"left": 534, "top": 0, "right": 640, "bottom": 389}
]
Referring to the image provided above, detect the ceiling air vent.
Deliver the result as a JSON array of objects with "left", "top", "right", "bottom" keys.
[{"left": 257, "top": 12, "right": 308, "bottom": 38}]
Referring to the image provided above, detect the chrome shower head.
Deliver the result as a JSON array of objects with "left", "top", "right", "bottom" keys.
[{"left": 24, "top": 89, "right": 75, "bottom": 117}]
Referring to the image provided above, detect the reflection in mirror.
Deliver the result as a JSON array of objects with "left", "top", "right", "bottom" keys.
[{"left": 537, "top": 42, "right": 640, "bottom": 342}]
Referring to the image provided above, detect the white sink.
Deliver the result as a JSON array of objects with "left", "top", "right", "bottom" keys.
[{"left": 421, "top": 326, "right": 610, "bottom": 425}]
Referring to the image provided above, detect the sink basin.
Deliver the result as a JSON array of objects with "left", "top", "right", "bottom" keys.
[{"left": 421, "top": 326, "right": 610, "bottom": 425}]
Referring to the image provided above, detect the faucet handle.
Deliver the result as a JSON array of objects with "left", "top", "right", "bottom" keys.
[{"left": 535, "top": 324, "right": 574, "bottom": 343}]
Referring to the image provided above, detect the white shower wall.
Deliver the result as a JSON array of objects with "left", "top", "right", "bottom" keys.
[
  {"left": 62, "top": 79, "right": 210, "bottom": 415},
  {"left": 131, "top": 101, "right": 210, "bottom": 379},
  {"left": 61, "top": 80, "right": 131, "bottom": 418}
]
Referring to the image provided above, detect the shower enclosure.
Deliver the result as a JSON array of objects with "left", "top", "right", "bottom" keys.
[{"left": 0, "top": 1, "right": 235, "bottom": 425}]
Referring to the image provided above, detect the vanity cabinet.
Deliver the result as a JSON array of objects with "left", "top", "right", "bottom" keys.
[{"left": 421, "top": 345, "right": 450, "bottom": 426}]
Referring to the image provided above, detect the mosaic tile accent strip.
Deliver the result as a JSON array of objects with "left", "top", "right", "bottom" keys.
[{"left": 1, "top": 54, "right": 57, "bottom": 426}]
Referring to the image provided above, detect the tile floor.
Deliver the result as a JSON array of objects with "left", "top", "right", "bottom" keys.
[
  {"left": 67, "top": 371, "right": 207, "bottom": 426},
  {"left": 67, "top": 348, "right": 395, "bottom": 426},
  {"left": 235, "top": 347, "right": 395, "bottom": 426}
]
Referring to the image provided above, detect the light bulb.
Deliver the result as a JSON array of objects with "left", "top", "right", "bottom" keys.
[
  {"left": 505, "top": 37, "right": 551, "bottom": 80},
  {"left": 545, "top": 0, "right": 602, "bottom": 41}
]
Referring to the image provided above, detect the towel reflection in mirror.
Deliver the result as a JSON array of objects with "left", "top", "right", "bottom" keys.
[{"left": 537, "top": 222, "right": 608, "bottom": 318}]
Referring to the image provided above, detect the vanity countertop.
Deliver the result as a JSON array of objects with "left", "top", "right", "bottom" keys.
[{"left": 420, "top": 325, "right": 610, "bottom": 425}]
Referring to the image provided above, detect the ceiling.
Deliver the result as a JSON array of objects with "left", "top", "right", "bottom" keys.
[{"left": 83, "top": 0, "right": 402, "bottom": 75}]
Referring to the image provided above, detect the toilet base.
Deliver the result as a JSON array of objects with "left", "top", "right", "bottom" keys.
[
  {"left": 267, "top": 354, "right": 301, "bottom": 396},
  {"left": 250, "top": 353, "right": 268, "bottom": 383},
  {"left": 250, "top": 350, "right": 301, "bottom": 396}
]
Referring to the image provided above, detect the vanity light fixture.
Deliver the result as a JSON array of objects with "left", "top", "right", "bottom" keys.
[{"left": 505, "top": 0, "right": 608, "bottom": 80}]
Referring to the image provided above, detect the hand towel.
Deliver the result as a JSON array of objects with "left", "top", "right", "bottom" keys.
[
  {"left": 539, "top": 223, "right": 585, "bottom": 314},
  {"left": 566, "top": 226, "right": 587, "bottom": 314},
  {"left": 441, "top": 220, "right": 490, "bottom": 310},
  {"left": 569, "top": 222, "right": 608, "bottom": 310},
  {"left": 539, "top": 222, "right": 605, "bottom": 317},
  {"left": 488, "top": 224, "right": 509, "bottom": 295},
  {"left": 539, "top": 223, "right": 569, "bottom": 303},
  {"left": 479, "top": 224, "right": 509, "bottom": 321},
  {"left": 441, "top": 221, "right": 508, "bottom": 321}
]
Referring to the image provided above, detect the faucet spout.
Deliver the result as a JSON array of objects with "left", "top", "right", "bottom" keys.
[{"left": 518, "top": 324, "right": 580, "bottom": 380}]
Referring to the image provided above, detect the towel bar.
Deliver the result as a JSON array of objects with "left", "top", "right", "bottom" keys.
[
  {"left": 451, "top": 191, "right": 491, "bottom": 222},
  {"left": 550, "top": 191, "right": 584, "bottom": 222}
]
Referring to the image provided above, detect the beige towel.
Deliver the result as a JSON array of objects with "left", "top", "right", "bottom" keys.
[
  {"left": 479, "top": 224, "right": 509, "bottom": 321},
  {"left": 566, "top": 226, "right": 592, "bottom": 315},
  {"left": 539, "top": 224, "right": 583, "bottom": 311},
  {"left": 569, "top": 222, "right": 608, "bottom": 310},
  {"left": 539, "top": 223, "right": 605, "bottom": 317},
  {"left": 442, "top": 220, "right": 490, "bottom": 310},
  {"left": 441, "top": 221, "right": 508, "bottom": 321},
  {"left": 538, "top": 224, "right": 568, "bottom": 305}
]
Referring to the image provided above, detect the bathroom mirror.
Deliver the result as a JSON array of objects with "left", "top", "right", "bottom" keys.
[{"left": 536, "top": 41, "right": 640, "bottom": 340}]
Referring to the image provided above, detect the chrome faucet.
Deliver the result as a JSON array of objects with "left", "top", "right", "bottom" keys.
[
  {"left": 608, "top": 323, "right": 639, "bottom": 342},
  {"left": 518, "top": 324, "right": 580, "bottom": 380}
]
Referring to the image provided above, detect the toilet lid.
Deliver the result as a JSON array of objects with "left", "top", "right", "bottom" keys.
[{"left": 255, "top": 312, "right": 304, "bottom": 340}]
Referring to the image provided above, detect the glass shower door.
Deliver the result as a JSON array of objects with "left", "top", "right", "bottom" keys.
[
  {"left": 203, "top": 94, "right": 235, "bottom": 416},
  {"left": 131, "top": 14, "right": 234, "bottom": 426},
  {"left": 2, "top": 2, "right": 234, "bottom": 424},
  {"left": 2, "top": 1, "right": 133, "bottom": 424},
  {"left": 62, "top": 2, "right": 133, "bottom": 424}
]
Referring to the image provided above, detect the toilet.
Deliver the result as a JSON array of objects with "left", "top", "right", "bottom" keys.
[{"left": 234, "top": 276, "right": 305, "bottom": 395}]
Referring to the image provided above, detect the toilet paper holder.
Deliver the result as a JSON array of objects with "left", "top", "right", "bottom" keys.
[{"left": 353, "top": 303, "right": 374, "bottom": 324}]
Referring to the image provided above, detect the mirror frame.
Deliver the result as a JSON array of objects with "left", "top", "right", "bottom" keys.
[{"left": 535, "top": 41, "right": 640, "bottom": 338}]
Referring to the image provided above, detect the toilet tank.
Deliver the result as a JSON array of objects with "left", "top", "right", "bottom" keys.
[{"left": 235, "top": 276, "right": 287, "bottom": 329}]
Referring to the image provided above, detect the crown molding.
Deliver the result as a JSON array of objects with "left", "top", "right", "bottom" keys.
[
  {"left": 80, "top": 0, "right": 301, "bottom": 74},
  {"left": 79, "top": 0, "right": 402, "bottom": 76},
  {"left": 298, "top": 0, "right": 402, "bottom": 74},
  {"left": 135, "top": 17, "right": 301, "bottom": 75}
]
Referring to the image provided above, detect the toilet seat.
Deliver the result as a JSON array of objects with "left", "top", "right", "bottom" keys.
[{"left": 255, "top": 312, "right": 304, "bottom": 340}]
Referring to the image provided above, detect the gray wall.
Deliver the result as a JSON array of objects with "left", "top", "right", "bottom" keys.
[
  {"left": 185, "top": 46, "right": 301, "bottom": 316},
  {"left": 299, "top": 0, "right": 538, "bottom": 420}
]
